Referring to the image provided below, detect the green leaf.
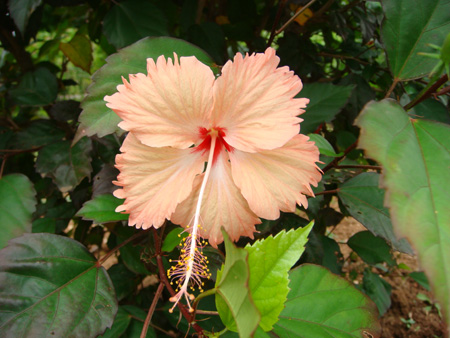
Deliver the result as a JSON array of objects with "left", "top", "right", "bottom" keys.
[
  {"left": 381, "top": 0, "right": 450, "bottom": 80},
  {"left": 338, "top": 172, "right": 412, "bottom": 253},
  {"left": 355, "top": 99, "right": 450, "bottom": 329},
  {"left": 273, "top": 264, "right": 381, "bottom": 338},
  {"left": 99, "top": 306, "right": 132, "bottom": 338},
  {"left": 76, "top": 37, "right": 213, "bottom": 140},
  {"left": 32, "top": 218, "right": 56, "bottom": 233},
  {"left": 215, "top": 230, "right": 260, "bottom": 337},
  {"left": 347, "top": 231, "right": 396, "bottom": 266},
  {"left": 245, "top": 223, "right": 313, "bottom": 331},
  {"left": 9, "top": 67, "right": 58, "bottom": 106},
  {"left": 77, "top": 194, "right": 128, "bottom": 223},
  {"left": 59, "top": 34, "right": 93, "bottom": 73},
  {"left": 298, "top": 83, "right": 354, "bottom": 134},
  {"left": 103, "top": 0, "right": 169, "bottom": 49},
  {"left": 36, "top": 137, "right": 92, "bottom": 192},
  {"left": 0, "top": 233, "right": 117, "bottom": 337},
  {"left": 7, "top": 0, "right": 42, "bottom": 34},
  {"left": 0, "top": 174, "right": 36, "bottom": 249},
  {"left": 362, "top": 269, "right": 392, "bottom": 316},
  {"left": 107, "top": 264, "right": 136, "bottom": 301},
  {"left": 116, "top": 226, "right": 149, "bottom": 275}
]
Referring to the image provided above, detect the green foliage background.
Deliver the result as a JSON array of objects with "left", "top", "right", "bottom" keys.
[{"left": 0, "top": 0, "right": 449, "bottom": 337}]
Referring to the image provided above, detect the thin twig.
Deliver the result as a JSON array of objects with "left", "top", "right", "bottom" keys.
[
  {"left": 0, "top": 156, "right": 6, "bottom": 179},
  {"left": 141, "top": 282, "right": 164, "bottom": 338},
  {"left": 275, "top": 0, "right": 319, "bottom": 35},
  {"left": 0, "top": 146, "right": 42, "bottom": 154},
  {"left": 315, "top": 189, "right": 339, "bottom": 196},
  {"left": 322, "top": 141, "right": 357, "bottom": 173},
  {"left": 195, "top": 310, "right": 219, "bottom": 316},
  {"left": 97, "top": 229, "right": 149, "bottom": 265}
]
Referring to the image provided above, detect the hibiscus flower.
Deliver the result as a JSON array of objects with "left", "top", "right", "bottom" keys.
[{"left": 105, "top": 47, "right": 321, "bottom": 310}]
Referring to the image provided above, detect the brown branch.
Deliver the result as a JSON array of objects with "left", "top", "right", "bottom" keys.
[
  {"left": 322, "top": 141, "right": 357, "bottom": 173},
  {"left": 141, "top": 282, "right": 164, "bottom": 338},
  {"left": 315, "top": 189, "right": 339, "bottom": 196},
  {"left": 266, "top": 0, "right": 287, "bottom": 47},
  {"left": 0, "top": 146, "right": 42, "bottom": 154},
  {"left": 404, "top": 74, "right": 449, "bottom": 110}
]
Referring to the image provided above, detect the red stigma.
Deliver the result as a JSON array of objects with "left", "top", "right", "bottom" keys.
[{"left": 194, "top": 127, "right": 233, "bottom": 164}]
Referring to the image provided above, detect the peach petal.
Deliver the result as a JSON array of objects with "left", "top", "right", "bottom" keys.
[
  {"left": 212, "top": 47, "right": 306, "bottom": 152},
  {"left": 228, "top": 134, "right": 321, "bottom": 220},
  {"left": 105, "top": 54, "right": 215, "bottom": 149},
  {"left": 114, "top": 133, "right": 205, "bottom": 229},
  {"left": 171, "top": 152, "right": 260, "bottom": 247}
]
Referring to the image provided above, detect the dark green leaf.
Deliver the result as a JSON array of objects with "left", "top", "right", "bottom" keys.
[
  {"left": 48, "top": 100, "right": 81, "bottom": 122},
  {"left": 32, "top": 217, "right": 56, "bottom": 233},
  {"left": 7, "top": 0, "right": 42, "bottom": 34},
  {"left": 99, "top": 306, "right": 132, "bottom": 338},
  {"left": 409, "top": 271, "right": 431, "bottom": 291},
  {"left": 299, "top": 83, "right": 354, "bottom": 134},
  {"left": 273, "top": 264, "right": 381, "bottom": 337},
  {"left": 215, "top": 230, "right": 260, "bottom": 337},
  {"left": 356, "top": 99, "right": 450, "bottom": 328},
  {"left": 116, "top": 226, "right": 149, "bottom": 275},
  {"left": 0, "top": 233, "right": 117, "bottom": 337},
  {"left": 59, "top": 34, "right": 93, "bottom": 73},
  {"left": 103, "top": 0, "right": 168, "bottom": 49},
  {"left": 347, "top": 231, "right": 396, "bottom": 266},
  {"left": 0, "top": 174, "right": 36, "bottom": 249},
  {"left": 308, "top": 134, "right": 342, "bottom": 157},
  {"left": 36, "top": 137, "right": 92, "bottom": 192},
  {"left": 362, "top": 269, "right": 392, "bottom": 316},
  {"left": 77, "top": 194, "right": 128, "bottom": 223},
  {"left": 381, "top": 0, "right": 450, "bottom": 80},
  {"left": 76, "top": 37, "right": 213, "bottom": 140},
  {"left": 9, "top": 68, "right": 58, "bottom": 106},
  {"left": 107, "top": 264, "right": 136, "bottom": 301},
  {"left": 338, "top": 172, "right": 412, "bottom": 253},
  {"left": 411, "top": 98, "right": 450, "bottom": 124},
  {"left": 13, "top": 120, "right": 65, "bottom": 149},
  {"left": 121, "top": 305, "right": 156, "bottom": 338}
]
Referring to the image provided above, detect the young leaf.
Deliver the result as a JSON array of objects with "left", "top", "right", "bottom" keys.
[
  {"left": 215, "top": 230, "right": 260, "bottom": 337},
  {"left": 76, "top": 37, "right": 214, "bottom": 141},
  {"left": 338, "top": 172, "right": 412, "bottom": 253},
  {"left": 381, "top": 0, "right": 450, "bottom": 80},
  {"left": 77, "top": 194, "right": 128, "bottom": 223},
  {"left": 0, "top": 174, "right": 36, "bottom": 249},
  {"left": 245, "top": 222, "right": 314, "bottom": 331},
  {"left": 356, "top": 99, "right": 450, "bottom": 330},
  {"left": 59, "top": 34, "right": 93, "bottom": 73},
  {"left": 36, "top": 137, "right": 92, "bottom": 192},
  {"left": 297, "top": 83, "right": 354, "bottom": 134},
  {"left": 0, "top": 233, "right": 117, "bottom": 337},
  {"left": 273, "top": 264, "right": 381, "bottom": 338}
]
